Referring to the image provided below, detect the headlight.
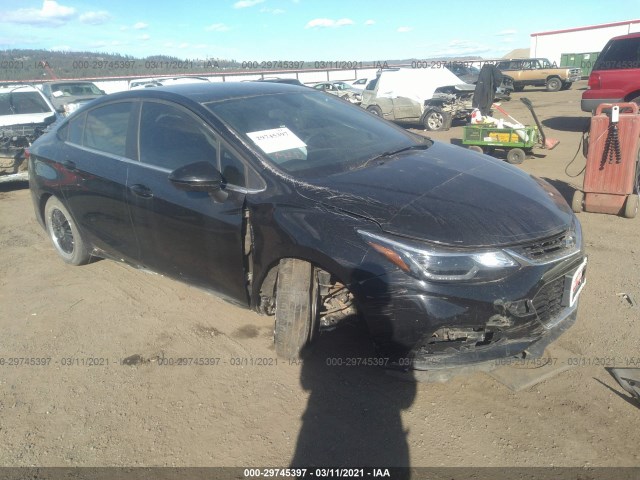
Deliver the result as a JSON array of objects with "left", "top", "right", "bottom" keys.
[{"left": 358, "top": 230, "right": 519, "bottom": 282}]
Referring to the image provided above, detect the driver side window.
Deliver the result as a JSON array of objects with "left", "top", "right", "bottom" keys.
[{"left": 139, "top": 101, "right": 218, "bottom": 171}]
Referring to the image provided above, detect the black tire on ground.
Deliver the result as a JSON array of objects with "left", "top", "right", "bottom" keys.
[
  {"left": 506, "top": 148, "right": 526, "bottom": 164},
  {"left": 571, "top": 190, "right": 584, "bottom": 213},
  {"left": 274, "top": 258, "right": 316, "bottom": 359},
  {"left": 624, "top": 194, "right": 639, "bottom": 219},
  {"left": 366, "top": 105, "right": 382, "bottom": 116},
  {"left": 513, "top": 85, "right": 525, "bottom": 92},
  {"left": 44, "top": 196, "right": 90, "bottom": 265},
  {"left": 560, "top": 82, "right": 572, "bottom": 91},
  {"left": 467, "top": 145, "right": 484, "bottom": 154},
  {"left": 423, "top": 109, "right": 452, "bottom": 131},
  {"left": 546, "top": 77, "right": 562, "bottom": 92}
]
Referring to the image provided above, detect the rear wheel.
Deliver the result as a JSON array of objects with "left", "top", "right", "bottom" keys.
[
  {"left": 506, "top": 148, "right": 526, "bottom": 164},
  {"left": 274, "top": 258, "right": 317, "bottom": 359},
  {"left": 546, "top": 77, "right": 562, "bottom": 92},
  {"left": 44, "top": 196, "right": 90, "bottom": 265},
  {"left": 366, "top": 105, "right": 382, "bottom": 116},
  {"left": 513, "top": 85, "right": 525, "bottom": 92},
  {"left": 624, "top": 194, "right": 639, "bottom": 219},
  {"left": 467, "top": 145, "right": 484, "bottom": 154},
  {"left": 423, "top": 109, "right": 452, "bottom": 131},
  {"left": 571, "top": 190, "right": 584, "bottom": 213}
]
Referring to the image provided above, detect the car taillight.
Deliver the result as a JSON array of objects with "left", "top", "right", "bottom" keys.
[
  {"left": 587, "top": 73, "right": 601, "bottom": 90},
  {"left": 24, "top": 148, "right": 30, "bottom": 160}
]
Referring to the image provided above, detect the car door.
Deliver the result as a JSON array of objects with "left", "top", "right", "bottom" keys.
[
  {"left": 58, "top": 100, "right": 139, "bottom": 263},
  {"left": 126, "top": 99, "right": 249, "bottom": 303}
]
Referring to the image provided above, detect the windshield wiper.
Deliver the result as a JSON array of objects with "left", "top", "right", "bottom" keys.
[{"left": 359, "top": 143, "right": 432, "bottom": 169}]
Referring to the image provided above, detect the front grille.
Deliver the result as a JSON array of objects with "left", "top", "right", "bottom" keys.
[
  {"left": 508, "top": 230, "right": 579, "bottom": 264},
  {"left": 532, "top": 276, "right": 566, "bottom": 326}
]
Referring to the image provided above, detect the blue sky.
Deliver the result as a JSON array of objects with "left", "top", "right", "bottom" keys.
[{"left": 0, "top": 0, "right": 638, "bottom": 60}]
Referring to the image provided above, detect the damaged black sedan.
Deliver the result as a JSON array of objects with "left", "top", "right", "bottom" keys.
[{"left": 28, "top": 82, "right": 587, "bottom": 369}]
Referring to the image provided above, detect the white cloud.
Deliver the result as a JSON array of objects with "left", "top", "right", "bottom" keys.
[
  {"left": 496, "top": 29, "right": 517, "bottom": 36},
  {"left": 439, "top": 39, "right": 491, "bottom": 56},
  {"left": 205, "top": 23, "right": 231, "bottom": 32},
  {"left": 261, "top": 7, "right": 285, "bottom": 14},
  {"left": 233, "top": 0, "right": 264, "bottom": 8},
  {"left": 138, "top": 34, "right": 150, "bottom": 41},
  {"left": 0, "top": 0, "right": 76, "bottom": 27},
  {"left": 79, "top": 11, "right": 111, "bottom": 25},
  {"left": 397, "top": 26, "right": 412, "bottom": 33},
  {"left": 305, "top": 18, "right": 354, "bottom": 29},
  {"left": 133, "top": 22, "right": 148, "bottom": 30},
  {"left": 365, "top": 19, "right": 375, "bottom": 26}
]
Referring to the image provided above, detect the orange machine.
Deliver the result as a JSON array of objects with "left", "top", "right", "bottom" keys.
[{"left": 572, "top": 103, "right": 640, "bottom": 218}]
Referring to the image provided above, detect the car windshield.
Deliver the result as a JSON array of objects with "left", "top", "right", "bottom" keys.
[
  {"left": 51, "top": 83, "right": 103, "bottom": 96},
  {"left": 205, "top": 91, "right": 427, "bottom": 178},
  {"left": 0, "top": 90, "right": 52, "bottom": 115}
]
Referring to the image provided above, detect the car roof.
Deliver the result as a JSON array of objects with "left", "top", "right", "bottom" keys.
[
  {"left": 89, "top": 81, "right": 309, "bottom": 106},
  {"left": 0, "top": 84, "right": 43, "bottom": 93},
  {"left": 41, "top": 80, "right": 98, "bottom": 85}
]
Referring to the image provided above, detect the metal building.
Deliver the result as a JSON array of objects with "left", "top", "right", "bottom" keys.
[{"left": 530, "top": 19, "right": 640, "bottom": 76}]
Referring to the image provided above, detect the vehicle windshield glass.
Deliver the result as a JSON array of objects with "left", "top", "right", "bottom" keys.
[
  {"left": 0, "top": 91, "right": 52, "bottom": 115},
  {"left": 205, "top": 91, "right": 427, "bottom": 178},
  {"left": 51, "top": 83, "right": 103, "bottom": 96}
]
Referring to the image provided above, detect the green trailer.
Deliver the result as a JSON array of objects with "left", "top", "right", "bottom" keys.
[
  {"left": 462, "top": 124, "right": 538, "bottom": 164},
  {"left": 462, "top": 98, "right": 558, "bottom": 164}
]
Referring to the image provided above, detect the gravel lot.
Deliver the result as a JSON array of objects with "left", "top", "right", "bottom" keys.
[{"left": 0, "top": 81, "right": 639, "bottom": 472}]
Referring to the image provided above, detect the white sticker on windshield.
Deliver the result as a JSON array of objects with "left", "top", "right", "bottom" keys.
[{"left": 246, "top": 127, "right": 306, "bottom": 154}]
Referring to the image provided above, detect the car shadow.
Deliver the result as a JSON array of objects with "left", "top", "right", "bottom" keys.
[
  {"left": 0, "top": 180, "right": 29, "bottom": 193},
  {"left": 542, "top": 177, "right": 580, "bottom": 204},
  {"left": 542, "top": 116, "right": 590, "bottom": 133},
  {"left": 289, "top": 266, "right": 416, "bottom": 475}
]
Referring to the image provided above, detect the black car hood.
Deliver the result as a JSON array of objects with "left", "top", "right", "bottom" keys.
[{"left": 297, "top": 142, "right": 573, "bottom": 247}]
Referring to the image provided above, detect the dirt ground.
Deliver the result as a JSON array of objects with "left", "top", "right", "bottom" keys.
[{"left": 0, "top": 80, "right": 639, "bottom": 471}]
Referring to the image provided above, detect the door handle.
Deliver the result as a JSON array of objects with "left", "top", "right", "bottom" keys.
[
  {"left": 60, "top": 160, "right": 76, "bottom": 171},
  {"left": 129, "top": 184, "right": 153, "bottom": 198}
]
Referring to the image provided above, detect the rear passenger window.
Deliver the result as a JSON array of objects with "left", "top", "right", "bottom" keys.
[
  {"left": 139, "top": 101, "right": 217, "bottom": 171},
  {"left": 595, "top": 37, "right": 640, "bottom": 70},
  {"left": 83, "top": 103, "right": 132, "bottom": 157},
  {"left": 67, "top": 112, "right": 86, "bottom": 145}
]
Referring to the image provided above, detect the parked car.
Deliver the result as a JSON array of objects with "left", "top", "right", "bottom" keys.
[
  {"left": 360, "top": 68, "right": 475, "bottom": 131},
  {"left": 312, "top": 81, "right": 362, "bottom": 103},
  {"left": 28, "top": 82, "right": 587, "bottom": 368},
  {"left": 255, "top": 77, "right": 305, "bottom": 86},
  {"left": 40, "top": 81, "right": 106, "bottom": 116},
  {"left": 351, "top": 78, "right": 368, "bottom": 87},
  {"left": 494, "top": 58, "right": 581, "bottom": 92},
  {"left": 1, "top": 84, "right": 58, "bottom": 182},
  {"left": 581, "top": 32, "right": 640, "bottom": 112},
  {"left": 128, "top": 76, "right": 210, "bottom": 90}
]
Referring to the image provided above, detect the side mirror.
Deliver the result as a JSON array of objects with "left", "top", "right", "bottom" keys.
[{"left": 169, "top": 161, "right": 224, "bottom": 192}]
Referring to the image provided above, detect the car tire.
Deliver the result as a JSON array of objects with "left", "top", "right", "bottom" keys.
[
  {"left": 467, "top": 145, "right": 484, "bottom": 154},
  {"left": 423, "top": 109, "right": 452, "bottom": 131},
  {"left": 546, "top": 77, "right": 562, "bottom": 92},
  {"left": 274, "top": 258, "right": 316, "bottom": 359},
  {"left": 44, "top": 196, "right": 90, "bottom": 265},
  {"left": 367, "top": 105, "right": 382, "bottom": 116},
  {"left": 624, "top": 194, "right": 639, "bottom": 219},
  {"left": 571, "top": 190, "right": 584, "bottom": 213},
  {"left": 513, "top": 85, "right": 525, "bottom": 92},
  {"left": 560, "top": 82, "right": 572, "bottom": 91},
  {"left": 506, "top": 148, "right": 526, "bottom": 164}
]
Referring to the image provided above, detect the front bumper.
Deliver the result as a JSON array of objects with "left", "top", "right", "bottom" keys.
[{"left": 354, "top": 252, "right": 586, "bottom": 370}]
